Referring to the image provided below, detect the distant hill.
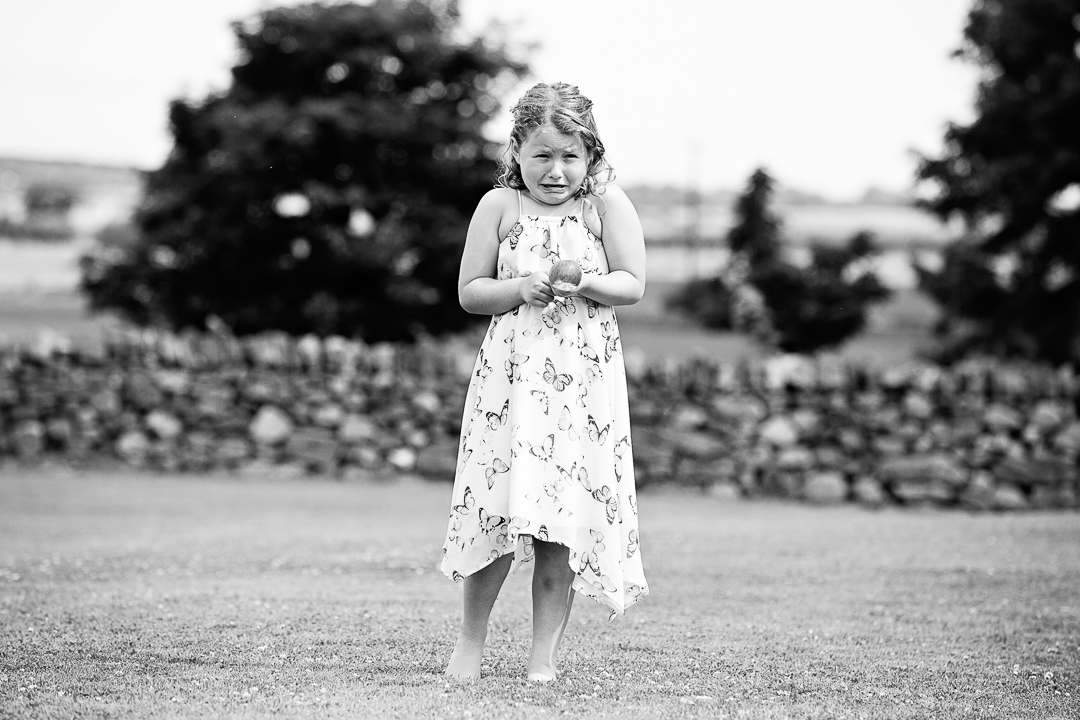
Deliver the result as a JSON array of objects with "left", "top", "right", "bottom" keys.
[{"left": 623, "top": 184, "right": 958, "bottom": 249}]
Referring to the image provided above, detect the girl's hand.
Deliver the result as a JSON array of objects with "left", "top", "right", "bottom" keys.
[{"left": 520, "top": 271, "right": 554, "bottom": 307}]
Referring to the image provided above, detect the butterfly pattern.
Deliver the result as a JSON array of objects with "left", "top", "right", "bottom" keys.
[{"left": 439, "top": 196, "right": 648, "bottom": 617}]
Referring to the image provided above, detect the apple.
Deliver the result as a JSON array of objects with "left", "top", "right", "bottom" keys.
[{"left": 548, "top": 259, "right": 582, "bottom": 293}]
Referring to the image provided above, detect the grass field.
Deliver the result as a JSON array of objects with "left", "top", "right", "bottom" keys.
[{"left": 2, "top": 466, "right": 1078, "bottom": 719}]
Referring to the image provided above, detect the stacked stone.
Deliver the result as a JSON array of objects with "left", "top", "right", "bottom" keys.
[
  {"left": 0, "top": 332, "right": 468, "bottom": 480},
  {"left": 1, "top": 334, "right": 1078, "bottom": 510},
  {"left": 626, "top": 356, "right": 1079, "bottom": 510}
]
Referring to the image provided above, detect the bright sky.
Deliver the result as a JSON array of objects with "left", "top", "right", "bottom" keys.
[{"left": 0, "top": 0, "right": 978, "bottom": 201}]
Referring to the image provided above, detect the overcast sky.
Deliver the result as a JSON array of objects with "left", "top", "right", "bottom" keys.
[{"left": 0, "top": 0, "right": 979, "bottom": 201}]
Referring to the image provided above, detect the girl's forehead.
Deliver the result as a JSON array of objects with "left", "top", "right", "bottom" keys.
[{"left": 521, "top": 125, "right": 584, "bottom": 152}]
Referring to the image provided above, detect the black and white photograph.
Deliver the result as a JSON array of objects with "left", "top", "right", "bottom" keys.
[{"left": 2, "top": 1, "right": 1079, "bottom": 718}]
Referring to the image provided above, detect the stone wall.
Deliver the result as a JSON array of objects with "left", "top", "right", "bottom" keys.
[{"left": 2, "top": 330, "right": 1078, "bottom": 511}]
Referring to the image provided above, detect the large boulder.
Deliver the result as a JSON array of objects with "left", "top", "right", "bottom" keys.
[
  {"left": 116, "top": 430, "right": 150, "bottom": 466},
  {"left": 877, "top": 454, "right": 967, "bottom": 487},
  {"left": 803, "top": 471, "right": 848, "bottom": 504},
  {"left": 710, "top": 395, "right": 767, "bottom": 425},
  {"left": 852, "top": 476, "right": 888, "bottom": 507},
  {"left": 215, "top": 437, "right": 252, "bottom": 469},
  {"left": 337, "top": 414, "right": 379, "bottom": 444},
  {"left": 249, "top": 405, "right": 294, "bottom": 446},
  {"left": 12, "top": 419, "right": 45, "bottom": 462},
  {"left": 776, "top": 446, "right": 815, "bottom": 472},
  {"left": 669, "top": 404, "right": 710, "bottom": 431},
  {"left": 959, "top": 470, "right": 996, "bottom": 511},
  {"left": 1030, "top": 400, "right": 1069, "bottom": 433},
  {"left": 983, "top": 403, "right": 1023, "bottom": 433},
  {"left": 903, "top": 392, "right": 934, "bottom": 420},
  {"left": 992, "top": 456, "right": 1074, "bottom": 488},
  {"left": 991, "top": 483, "right": 1028, "bottom": 511},
  {"left": 758, "top": 416, "right": 799, "bottom": 447},
  {"left": 671, "top": 430, "right": 727, "bottom": 461},
  {"left": 195, "top": 383, "right": 235, "bottom": 419},
  {"left": 123, "top": 372, "right": 164, "bottom": 411},
  {"left": 145, "top": 410, "right": 183, "bottom": 441},
  {"left": 286, "top": 427, "right": 338, "bottom": 474}
]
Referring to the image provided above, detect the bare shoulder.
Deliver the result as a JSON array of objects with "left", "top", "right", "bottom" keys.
[
  {"left": 473, "top": 187, "right": 520, "bottom": 240},
  {"left": 588, "top": 183, "right": 638, "bottom": 220},
  {"left": 474, "top": 187, "right": 517, "bottom": 215}
]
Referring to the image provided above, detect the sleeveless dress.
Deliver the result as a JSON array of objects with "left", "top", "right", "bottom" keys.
[{"left": 440, "top": 191, "right": 649, "bottom": 617}]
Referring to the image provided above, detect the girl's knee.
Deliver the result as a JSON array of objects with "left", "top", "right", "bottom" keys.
[{"left": 531, "top": 538, "right": 569, "bottom": 563}]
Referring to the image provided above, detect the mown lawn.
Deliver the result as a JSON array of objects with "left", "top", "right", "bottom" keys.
[{"left": 1, "top": 466, "right": 1077, "bottom": 719}]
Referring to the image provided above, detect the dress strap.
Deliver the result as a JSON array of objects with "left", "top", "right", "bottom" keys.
[
  {"left": 581, "top": 195, "right": 601, "bottom": 239},
  {"left": 517, "top": 190, "right": 523, "bottom": 217}
]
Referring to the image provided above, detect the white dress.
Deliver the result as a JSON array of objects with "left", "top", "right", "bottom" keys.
[{"left": 439, "top": 192, "right": 648, "bottom": 616}]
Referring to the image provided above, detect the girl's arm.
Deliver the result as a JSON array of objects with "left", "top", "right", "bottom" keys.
[
  {"left": 571, "top": 184, "right": 646, "bottom": 306},
  {"left": 458, "top": 190, "right": 555, "bottom": 315}
]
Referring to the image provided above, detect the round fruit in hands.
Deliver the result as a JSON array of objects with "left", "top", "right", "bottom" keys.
[{"left": 548, "top": 259, "right": 583, "bottom": 294}]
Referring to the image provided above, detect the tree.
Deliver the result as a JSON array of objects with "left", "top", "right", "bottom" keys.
[
  {"left": 726, "top": 168, "right": 783, "bottom": 268},
  {"left": 754, "top": 232, "right": 890, "bottom": 353},
  {"left": 80, "top": 0, "right": 527, "bottom": 340},
  {"left": 915, "top": 0, "right": 1080, "bottom": 363},
  {"left": 668, "top": 169, "right": 890, "bottom": 354}
]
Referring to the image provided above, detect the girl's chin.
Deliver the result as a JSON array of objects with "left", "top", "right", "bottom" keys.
[{"left": 530, "top": 186, "right": 578, "bottom": 204}]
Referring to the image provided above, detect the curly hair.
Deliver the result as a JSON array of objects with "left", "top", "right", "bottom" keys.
[{"left": 494, "top": 82, "right": 614, "bottom": 197}]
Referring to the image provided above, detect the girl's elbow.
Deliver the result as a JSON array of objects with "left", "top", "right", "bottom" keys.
[
  {"left": 458, "top": 287, "right": 476, "bottom": 314},
  {"left": 458, "top": 289, "right": 489, "bottom": 315}
]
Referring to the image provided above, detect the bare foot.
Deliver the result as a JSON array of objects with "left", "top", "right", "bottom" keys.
[
  {"left": 526, "top": 659, "right": 557, "bottom": 682},
  {"left": 444, "top": 634, "right": 485, "bottom": 680}
]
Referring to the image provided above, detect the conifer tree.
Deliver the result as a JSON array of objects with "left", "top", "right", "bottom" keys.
[{"left": 916, "top": 0, "right": 1080, "bottom": 363}]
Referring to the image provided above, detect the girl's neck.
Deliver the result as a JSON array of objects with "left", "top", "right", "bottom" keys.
[{"left": 522, "top": 191, "right": 580, "bottom": 215}]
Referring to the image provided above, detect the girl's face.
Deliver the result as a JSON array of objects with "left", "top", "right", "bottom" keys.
[{"left": 514, "top": 125, "right": 588, "bottom": 206}]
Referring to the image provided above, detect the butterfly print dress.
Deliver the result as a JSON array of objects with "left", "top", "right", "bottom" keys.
[{"left": 440, "top": 192, "right": 649, "bottom": 617}]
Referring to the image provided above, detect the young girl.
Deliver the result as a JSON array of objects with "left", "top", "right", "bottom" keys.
[{"left": 439, "top": 82, "right": 648, "bottom": 682}]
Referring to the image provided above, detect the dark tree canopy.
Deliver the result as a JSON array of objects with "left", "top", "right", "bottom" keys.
[
  {"left": 916, "top": 0, "right": 1080, "bottom": 363},
  {"left": 668, "top": 169, "right": 890, "bottom": 354},
  {"left": 81, "top": 0, "right": 527, "bottom": 340}
]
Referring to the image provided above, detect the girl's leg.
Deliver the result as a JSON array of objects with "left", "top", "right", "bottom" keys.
[
  {"left": 528, "top": 540, "right": 576, "bottom": 681},
  {"left": 445, "top": 553, "right": 513, "bottom": 679},
  {"left": 553, "top": 588, "right": 576, "bottom": 659}
]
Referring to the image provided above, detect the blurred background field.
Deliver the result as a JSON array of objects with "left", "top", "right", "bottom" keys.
[
  {"left": 0, "top": 152, "right": 943, "bottom": 366},
  {"left": 0, "top": 283, "right": 940, "bottom": 367}
]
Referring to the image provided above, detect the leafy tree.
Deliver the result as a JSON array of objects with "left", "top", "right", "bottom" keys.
[
  {"left": 915, "top": 0, "right": 1080, "bottom": 363},
  {"left": 668, "top": 169, "right": 891, "bottom": 353},
  {"left": 666, "top": 169, "right": 782, "bottom": 334},
  {"left": 754, "top": 232, "right": 890, "bottom": 353},
  {"left": 81, "top": 0, "right": 527, "bottom": 340}
]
